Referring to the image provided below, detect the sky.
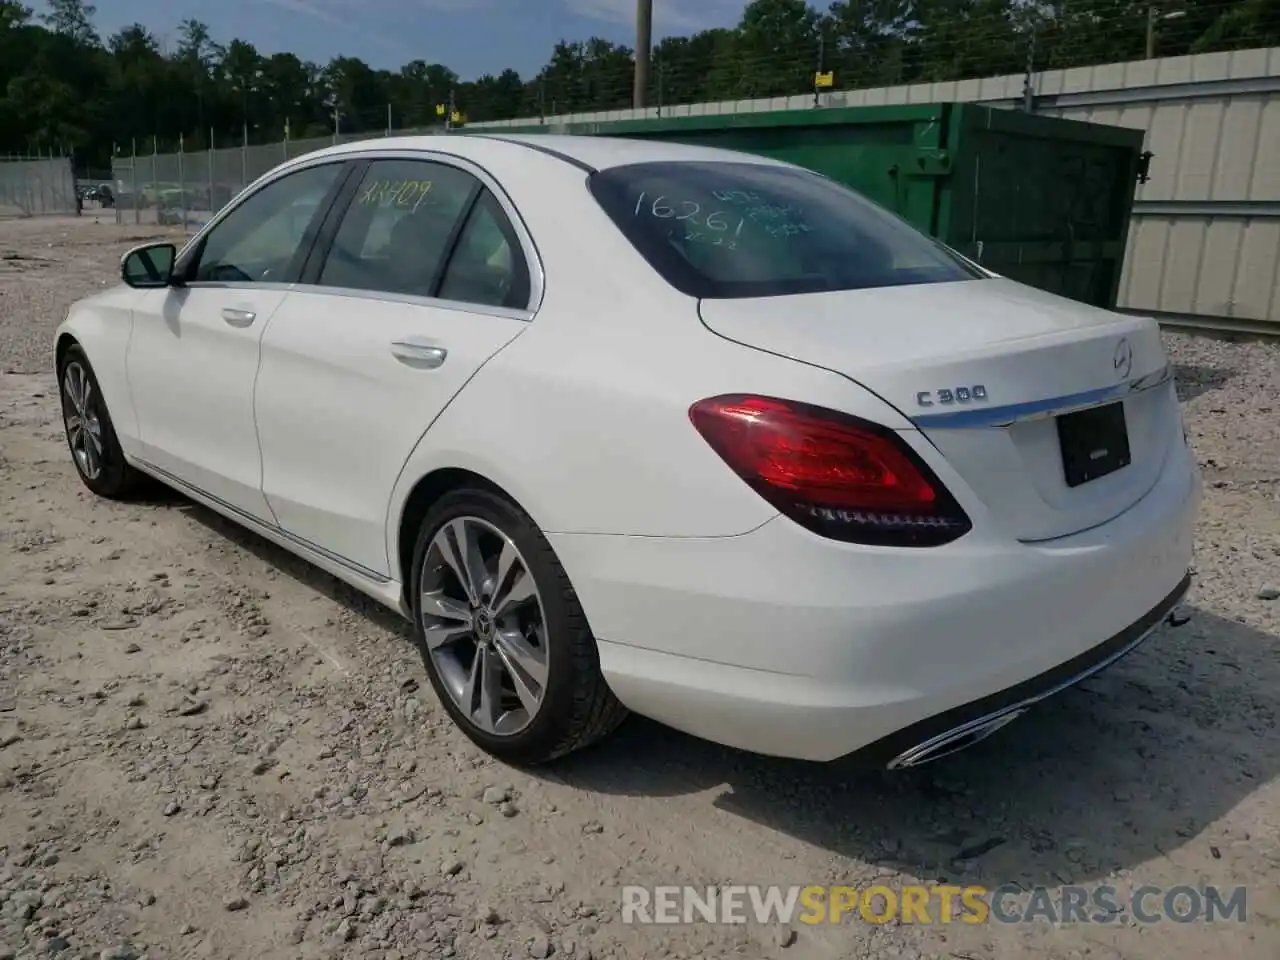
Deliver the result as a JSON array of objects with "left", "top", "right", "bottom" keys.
[{"left": 31, "top": 0, "right": 751, "bottom": 79}]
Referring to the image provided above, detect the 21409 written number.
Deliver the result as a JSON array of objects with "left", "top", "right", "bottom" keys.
[{"left": 358, "top": 179, "right": 434, "bottom": 212}]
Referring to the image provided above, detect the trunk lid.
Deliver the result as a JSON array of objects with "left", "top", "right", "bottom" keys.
[{"left": 698, "top": 279, "right": 1179, "bottom": 543}]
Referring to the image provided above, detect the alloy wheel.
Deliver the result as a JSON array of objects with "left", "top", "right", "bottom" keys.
[
  {"left": 419, "top": 516, "right": 549, "bottom": 736},
  {"left": 62, "top": 361, "right": 104, "bottom": 481}
]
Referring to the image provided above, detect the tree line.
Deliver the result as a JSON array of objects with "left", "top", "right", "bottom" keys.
[{"left": 1, "top": 0, "right": 1275, "bottom": 169}]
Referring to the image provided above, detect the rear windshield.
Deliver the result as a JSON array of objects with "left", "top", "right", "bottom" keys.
[{"left": 588, "top": 160, "right": 982, "bottom": 299}]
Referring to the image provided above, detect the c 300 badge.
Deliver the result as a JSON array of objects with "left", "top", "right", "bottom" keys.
[{"left": 915, "top": 384, "right": 988, "bottom": 407}]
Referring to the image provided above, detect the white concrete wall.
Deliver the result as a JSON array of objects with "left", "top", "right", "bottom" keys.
[{"left": 0, "top": 157, "right": 77, "bottom": 218}]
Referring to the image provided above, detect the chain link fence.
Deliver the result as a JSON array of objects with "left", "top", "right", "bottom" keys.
[
  {"left": 0, "top": 155, "right": 77, "bottom": 218},
  {"left": 109, "top": 129, "right": 445, "bottom": 230}
]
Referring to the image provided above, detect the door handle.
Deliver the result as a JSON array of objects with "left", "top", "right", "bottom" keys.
[
  {"left": 390, "top": 341, "right": 447, "bottom": 368},
  {"left": 221, "top": 307, "right": 256, "bottom": 328}
]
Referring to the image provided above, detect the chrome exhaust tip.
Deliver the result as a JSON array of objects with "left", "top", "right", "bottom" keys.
[
  {"left": 886, "top": 708, "right": 1029, "bottom": 770},
  {"left": 882, "top": 578, "right": 1191, "bottom": 771}
]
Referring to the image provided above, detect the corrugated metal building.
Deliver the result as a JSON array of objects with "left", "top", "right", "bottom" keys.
[
  {"left": 1037, "top": 52, "right": 1280, "bottom": 331},
  {"left": 476, "top": 47, "right": 1280, "bottom": 331}
]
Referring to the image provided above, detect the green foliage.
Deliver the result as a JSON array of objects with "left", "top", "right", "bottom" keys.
[{"left": 0, "top": 0, "right": 1274, "bottom": 169}]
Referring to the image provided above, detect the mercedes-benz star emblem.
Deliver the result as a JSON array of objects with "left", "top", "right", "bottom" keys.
[{"left": 1113, "top": 338, "right": 1133, "bottom": 380}]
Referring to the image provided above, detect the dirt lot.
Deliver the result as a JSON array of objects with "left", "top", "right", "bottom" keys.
[{"left": 1, "top": 216, "right": 1277, "bottom": 960}]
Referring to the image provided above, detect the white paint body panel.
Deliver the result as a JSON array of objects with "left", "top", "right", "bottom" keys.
[
  {"left": 56, "top": 133, "right": 1201, "bottom": 763},
  {"left": 126, "top": 284, "right": 285, "bottom": 521},
  {"left": 386, "top": 285, "right": 904, "bottom": 542},
  {"left": 699, "top": 281, "right": 1177, "bottom": 542},
  {"left": 57, "top": 287, "right": 140, "bottom": 454},
  {"left": 563, "top": 433, "right": 1198, "bottom": 761},
  {"left": 255, "top": 288, "right": 527, "bottom": 576}
]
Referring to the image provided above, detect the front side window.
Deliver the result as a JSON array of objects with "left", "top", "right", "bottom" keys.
[
  {"left": 191, "top": 163, "right": 342, "bottom": 284},
  {"left": 588, "top": 160, "right": 983, "bottom": 299},
  {"left": 319, "top": 160, "right": 477, "bottom": 298}
]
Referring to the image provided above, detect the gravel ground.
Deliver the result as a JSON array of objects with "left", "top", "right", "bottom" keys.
[
  {"left": 0, "top": 217, "right": 188, "bottom": 376},
  {"left": 1, "top": 216, "right": 1278, "bottom": 960}
]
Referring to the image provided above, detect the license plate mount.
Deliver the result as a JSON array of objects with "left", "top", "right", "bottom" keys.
[{"left": 1057, "top": 401, "right": 1131, "bottom": 488}]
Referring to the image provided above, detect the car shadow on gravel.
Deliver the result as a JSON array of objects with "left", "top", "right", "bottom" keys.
[
  {"left": 1173, "top": 362, "right": 1234, "bottom": 402},
  {"left": 168, "top": 497, "right": 414, "bottom": 639},
  {"left": 547, "top": 606, "right": 1279, "bottom": 888}
]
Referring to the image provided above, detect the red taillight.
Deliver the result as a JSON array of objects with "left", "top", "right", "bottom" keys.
[{"left": 689, "top": 395, "right": 970, "bottom": 547}]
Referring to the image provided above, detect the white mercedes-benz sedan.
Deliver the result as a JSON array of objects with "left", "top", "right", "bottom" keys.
[{"left": 54, "top": 134, "right": 1199, "bottom": 768}]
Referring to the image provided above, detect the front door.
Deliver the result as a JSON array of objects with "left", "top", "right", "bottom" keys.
[
  {"left": 254, "top": 157, "right": 534, "bottom": 576},
  {"left": 126, "top": 160, "right": 348, "bottom": 520}
]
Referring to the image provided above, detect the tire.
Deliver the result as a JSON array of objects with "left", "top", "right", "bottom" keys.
[
  {"left": 411, "top": 487, "right": 628, "bottom": 765},
  {"left": 57, "top": 344, "right": 143, "bottom": 499}
]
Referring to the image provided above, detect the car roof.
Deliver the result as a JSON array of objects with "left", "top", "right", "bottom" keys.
[
  {"left": 473, "top": 133, "right": 789, "bottom": 171},
  {"left": 301, "top": 132, "right": 791, "bottom": 175}
]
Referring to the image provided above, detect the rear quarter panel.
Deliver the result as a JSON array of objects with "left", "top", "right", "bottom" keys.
[
  {"left": 380, "top": 139, "right": 917, "bottom": 569},
  {"left": 384, "top": 281, "right": 916, "bottom": 547}
]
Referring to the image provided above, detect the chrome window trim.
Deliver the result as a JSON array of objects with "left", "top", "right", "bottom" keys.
[
  {"left": 170, "top": 280, "right": 296, "bottom": 295},
  {"left": 163, "top": 278, "right": 531, "bottom": 323},
  {"left": 910, "top": 364, "right": 1174, "bottom": 430},
  {"left": 282, "top": 283, "right": 533, "bottom": 322}
]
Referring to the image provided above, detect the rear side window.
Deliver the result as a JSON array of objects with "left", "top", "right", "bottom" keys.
[
  {"left": 438, "top": 190, "right": 531, "bottom": 309},
  {"left": 588, "top": 161, "right": 982, "bottom": 299}
]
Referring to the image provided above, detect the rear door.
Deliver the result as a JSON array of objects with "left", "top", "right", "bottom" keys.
[{"left": 252, "top": 155, "right": 535, "bottom": 578}]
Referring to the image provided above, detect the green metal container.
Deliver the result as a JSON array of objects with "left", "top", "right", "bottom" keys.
[{"left": 492, "top": 103, "right": 1148, "bottom": 310}]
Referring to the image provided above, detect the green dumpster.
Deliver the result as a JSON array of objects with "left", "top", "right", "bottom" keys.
[{"left": 491, "top": 103, "right": 1147, "bottom": 310}]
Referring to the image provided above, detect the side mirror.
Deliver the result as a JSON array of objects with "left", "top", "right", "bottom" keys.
[{"left": 121, "top": 242, "right": 177, "bottom": 289}]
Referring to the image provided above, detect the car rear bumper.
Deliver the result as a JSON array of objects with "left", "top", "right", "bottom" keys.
[
  {"left": 550, "top": 439, "right": 1200, "bottom": 763},
  {"left": 866, "top": 571, "right": 1188, "bottom": 768}
]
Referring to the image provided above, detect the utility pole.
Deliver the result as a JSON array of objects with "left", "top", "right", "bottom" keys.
[
  {"left": 1021, "top": 18, "right": 1038, "bottom": 112},
  {"left": 813, "top": 33, "right": 824, "bottom": 107},
  {"left": 1146, "top": 7, "right": 1186, "bottom": 59},
  {"left": 633, "top": 0, "right": 652, "bottom": 109}
]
